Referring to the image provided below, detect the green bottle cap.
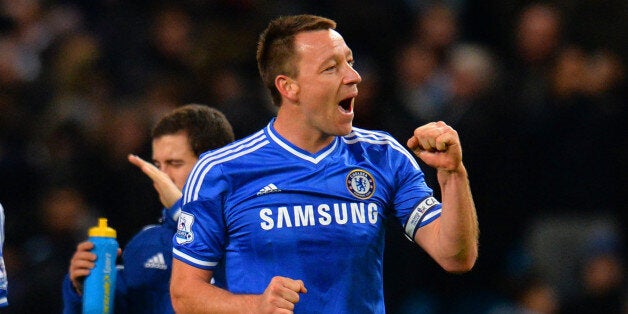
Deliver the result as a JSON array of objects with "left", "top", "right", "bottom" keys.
[{"left": 88, "top": 218, "right": 117, "bottom": 238}]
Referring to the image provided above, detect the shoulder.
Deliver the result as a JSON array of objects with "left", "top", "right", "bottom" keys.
[
  {"left": 194, "top": 129, "right": 270, "bottom": 172},
  {"left": 121, "top": 223, "right": 173, "bottom": 270},
  {"left": 343, "top": 127, "right": 420, "bottom": 169},
  {"left": 125, "top": 224, "right": 172, "bottom": 248},
  {"left": 184, "top": 129, "right": 271, "bottom": 202},
  {"left": 196, "top": 129, "right": 276, "bottom": 172},
  {"left": 343, "top": 127, "right": 400, "bottom": 145},
  {"left": 343, "top": 127, "right": 408, "bottom": 154}
]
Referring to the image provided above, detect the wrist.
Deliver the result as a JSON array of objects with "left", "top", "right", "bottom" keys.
[
  {"left": 438, "top": 163, "right": 467, "bottom": 178},
  {"left": 72, "top": 281, "right": 83, "bottom": 296}
]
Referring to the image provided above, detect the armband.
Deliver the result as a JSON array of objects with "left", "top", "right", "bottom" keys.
[{"left": 404, "top": 196, "right": 440, "bottom": 241}]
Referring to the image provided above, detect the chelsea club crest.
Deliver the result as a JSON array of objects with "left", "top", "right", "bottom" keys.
[{"left": 346, "top": 169, "right": 376, "bottom": 199}]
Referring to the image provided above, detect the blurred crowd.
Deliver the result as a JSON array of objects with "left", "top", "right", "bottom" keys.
[{"left": 0, "top": 0, "right": 626, "bottom": 313}]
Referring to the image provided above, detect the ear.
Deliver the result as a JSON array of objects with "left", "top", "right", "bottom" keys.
[{"left": 275, "top": 75, "right": 299, "bottom": 103}]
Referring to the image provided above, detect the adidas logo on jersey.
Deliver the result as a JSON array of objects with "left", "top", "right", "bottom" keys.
[
  {"left": 256, "top": 183, "right": 281, "bottom": 196},
  {"left": 144, "top": 253, "right": 167, "bottom": 270}
]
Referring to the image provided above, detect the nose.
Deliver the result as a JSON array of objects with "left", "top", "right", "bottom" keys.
[
  {"left": 344, "top": 64, "right": 362, "bottom": 85},
  {"left": 160, "top": 165, "right": 174, "bottom": 180},
  {"left": 158, "top": 164, "right": 167, "bottom": 172}
]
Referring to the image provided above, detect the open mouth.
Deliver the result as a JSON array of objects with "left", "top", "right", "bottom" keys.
[{"left": 338, "top": 97, "right": 353, "bottom": 113}]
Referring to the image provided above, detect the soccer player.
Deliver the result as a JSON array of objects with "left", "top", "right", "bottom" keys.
[
  {"left": 62, "top": 104, "right": 234, "bottom": 313},
  {"left": 170, "top": 15, "right": 479, "bottom": 313},
  {"left": 0, "top": 202, "right": 8, "bottom": 307}
]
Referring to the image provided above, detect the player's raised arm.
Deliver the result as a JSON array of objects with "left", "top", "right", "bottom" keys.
[{"left": 407, "top": 121, "right": 479, "bottom": 273}]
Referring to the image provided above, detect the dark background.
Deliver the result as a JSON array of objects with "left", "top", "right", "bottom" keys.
[{"left": 0, "top": 0, "right": 626, "bottom": 313}]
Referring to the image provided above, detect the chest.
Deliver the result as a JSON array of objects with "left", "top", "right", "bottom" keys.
[
  {"left": 122, "top": 228, "right": 173, "bottom": 290},
  {"left": 222, "top": 157, "right": 393, "bottom": 253}
]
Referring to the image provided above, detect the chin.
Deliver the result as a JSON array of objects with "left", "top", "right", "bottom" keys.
[{"left": 337, "top": 122, "right": 353, "bottom": 136}]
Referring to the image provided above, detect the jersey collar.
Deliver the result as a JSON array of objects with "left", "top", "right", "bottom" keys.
[{"left": 266, "top": 119, "right": 338, "bottom": 164}]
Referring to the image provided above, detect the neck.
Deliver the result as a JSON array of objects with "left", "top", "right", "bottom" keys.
[{"left": 273, "top": 110, "right": 335, "bottom": 154}]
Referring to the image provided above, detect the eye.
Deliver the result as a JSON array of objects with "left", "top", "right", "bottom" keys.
[
  {"left": 171, "top": 161, "right": 185, "bottom": 168},
  {"left": 324, "top": 64, "right": 337, "bottom": 72}
]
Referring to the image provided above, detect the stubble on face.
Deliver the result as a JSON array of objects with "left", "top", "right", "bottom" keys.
[{"left": 292, "top": 29, "right": 360, "bottom": 138}]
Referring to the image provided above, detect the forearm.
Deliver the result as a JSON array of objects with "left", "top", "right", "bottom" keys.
[
  {"left": 434, "top": 164, "right": 479, "bottom": 272},
  {"left": 170, "top": 260, "right": 260, "bottom": 313},
  {"left": 171, "top": 283, "right": 259, "bottom": 313}
]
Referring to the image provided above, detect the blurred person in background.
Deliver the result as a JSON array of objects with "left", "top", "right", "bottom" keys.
[
  {"left": 387, "top": 3, "right": 460, "bottom": 131},
  {"left": 390, "top": 42, "right": 443, "bottom": 127},
  {"left": 521, "top": 214, "right": 625, "bottom": 313},
  {"left": 496, "top": 1, "right": 578, "bottom": 171},
  {"left": 129, "top": 4, "right": 202, "bottom": 101},
  {"left": 9, "top": 185, "right": 95, "bottom": 312},
  {"left": 488, "top": 269, "right": 560, "bottom": 314},
  {"left": 499, "top": 2, "right": 565, "bottom": 150},
  {"left": 388, "top": 41, "right": 500, "bottom": 137},
  {"left": 542, "top": 46, "right": 625, "bottom": 213},
  {"left": 350, "top": 55, "right": 385, "bottom": 130},
  {"left": 62, "top": 104, "right": 234, "bottom": 313},
  {"left": 410, "top": 2, "right": 459, "bottom": 65},
  {"left": 207, "top": 66, "right": 277, "bottom": 139},
  {"left": 560, "top": 227, "right": 626, "bottom": 314}
]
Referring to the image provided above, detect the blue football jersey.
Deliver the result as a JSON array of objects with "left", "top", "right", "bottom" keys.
[
  {"left": 173, "top": 119, "right": 441, "bottom": 313},
  {"left": 0, "top": 203, "right": 7, "bottom": 307}
]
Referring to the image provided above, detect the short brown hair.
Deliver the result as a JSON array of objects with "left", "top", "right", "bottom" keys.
[
  {"left": 256, "top": 14, "right": 336, "bottom": 106},
  {"left": 152, "top": 104, "right": 235, "bottom": 157}
]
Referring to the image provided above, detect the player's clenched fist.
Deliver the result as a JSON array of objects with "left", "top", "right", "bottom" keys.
[
  {"left": 407, "top": 121, "right": 463, "bottom": 172},
  {"left": 258, "top": 276, "right": 307, "bottom": 313}
]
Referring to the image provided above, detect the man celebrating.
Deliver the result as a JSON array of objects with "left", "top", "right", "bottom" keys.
[{"left": 171, "top": 15, "right": 478, "bottom": 313}]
